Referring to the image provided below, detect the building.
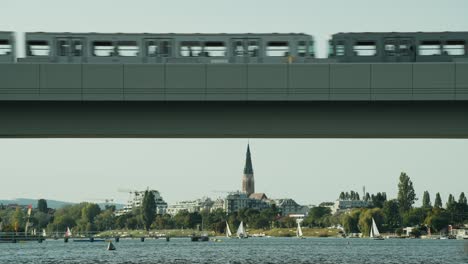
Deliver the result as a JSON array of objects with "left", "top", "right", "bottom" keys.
[
  {"left": 224, "top": 191, "right": 271, "bottom": 214},
  {"left": 273, "top": 199, "right": 310, "bottom": 216},
  {"left": 210, "top": 198, "right": 225, "bottom": 212},
  {"left": 330, "top": 200, "right": 372, "bottom": 214},
  {"left": 242, "top": 144, "right": 255, "bottom": 196},
  {"left": 166, "top": 197, "right": 214, "bottom": 216},
  {"left": 115, "top": 189, "right": 168, "bottom": 216}
]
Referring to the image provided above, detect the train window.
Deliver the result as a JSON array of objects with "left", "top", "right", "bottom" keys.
[
  {"left": 180, "top": 41, "right": 202, "bottom": 57},
  {"left": 266, "top": 41, "right": 289, "bottom": 57},
  {"left": 93, "top": 41, "right": 114, "bottom": 57},
  {"left": 118, "top": 41, "right": 139, "bottom": 57},
  {"left": 308, "top": 41, "right": 315, "bottom": 57},
  {"left": 418, "top": 41, "right": 441, "bottom": 56},
  {"left": 57, "top": 40, "right": 69, "bottom": 56},
  {"left": 247, "top": 40, "right": 259, "bottom": 57},
  {"left": 146, "top": 41, "right": 157, "bottom": 57},
  {"left": 204, "top": 42, "right": 226, "bottom": 57},
  {"left": 72, "top": 40, "right": 83, "bottom": 56},
  {"left": 234, "top": 41, "right": 244, "bottom": 56},
  {"left": 353, "top": 41, "right": 376, "bottom": 56},
  {"left": 0, "top": 40, "right": 11, "bottom": 55},
  {"left": 443, "top": 40, "right": 465, "bottom": 56},
  {"left": 298, "top": 41, "right": 307, "bottom": 57},
  {"left": 336, "top": 41, "right": 345, "bottom": 56},
  {"left": 27, "top": 41, "right": 50, "bottom": 56}
]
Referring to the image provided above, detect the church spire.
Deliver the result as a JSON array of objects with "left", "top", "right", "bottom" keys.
[{"left": 244, "top": 144, "right": 253, "bottom": 174}]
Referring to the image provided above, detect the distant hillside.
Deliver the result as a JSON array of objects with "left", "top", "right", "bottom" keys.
[{"left": 0, "top": 198, "right": 124, "bottom": 210}]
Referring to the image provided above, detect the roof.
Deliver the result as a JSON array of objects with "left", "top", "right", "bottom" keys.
[
  {"left": 243, "top": 144, "right": 253, "bottom": 175},
  {"left": 249, "top": 193, "right": 268, "bottom": 200}
]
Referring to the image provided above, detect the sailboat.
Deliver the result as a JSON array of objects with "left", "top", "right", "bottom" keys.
[
  {"left": 296, "top": 221, "right": 305, "bottom": 239},
  {"left": 42, "top": 229, "right": 47, "bottom": 237},
  {"left": 369, "top": 218, "right": 384, "bottom": 240},
  {"left": 236, "top": 221, "right": 247, "bottom": 239},
  {"left": 226, "top": 221, "right": 233, "bottom": 238},
  {"left": 65, "top": 227, "right": 72, "bottom": 238}
]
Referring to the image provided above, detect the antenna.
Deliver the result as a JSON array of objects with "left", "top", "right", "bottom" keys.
[{"left": 363, "top": 186, "right": 366, "bottom": 199}]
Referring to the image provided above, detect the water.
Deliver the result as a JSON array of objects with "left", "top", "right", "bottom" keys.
[{"left": 0, "top": 237, "right": 467, "bottom": 264}]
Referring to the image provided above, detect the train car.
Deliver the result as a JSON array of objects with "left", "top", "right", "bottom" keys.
[
  {"left": 19, "top": 32, "right": 315, "bottom": 64},
  {"left": 0, "top": 31, "right": 15, "bottom": 63},
  {"left": 329, "top": 32, "right": 468, "bottom": 63}
]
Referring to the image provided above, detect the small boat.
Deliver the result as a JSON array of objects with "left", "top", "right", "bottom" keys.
[
  {"left": 296, "top": 221, "right": 305, "bottom": 239},
  {"left": 236, "top": 221, "right": 247, "bottom": 239},
  {"left": 107, "top": 241, "right": 116, "bottom": 251},
  {"left": 370, "top": 218, "right": 384, "bottom": 240},
  {"left": 226, "top": 221, "right": 232, "bottom": 238}
]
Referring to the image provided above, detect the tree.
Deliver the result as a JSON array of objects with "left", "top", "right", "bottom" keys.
[
  {"left": 397, "top": 172, "right": 417, "bottom": 214},
  {"left": 434, "top": 193, "right": 442, "bottom": 209},
  {"left": 37, "top": 199, "right": 48, "bottom": 213},
  {"left": 339, "top": 192, "right": 345, "bottom": 200},
  {"left": 403, "top": 208, "right": 428, "bottom": 227},
  {"left": 365, "top": 193, "right": 371, "bottom": 202},
  {"left": 458, "top": 192, "right": 467, "bottom": 205},
  {"left": 422, "top": 191, "right": 432, "bottom": 209},
  {"left": 382, "top": 199, "right": 401, "bottom": 229},
  {"left": 342, "top": 209, "right": 361, "bottom": 234},
  {"left": 303, "top": 207, "right": 332, "bottom": 227},
  {"left": 371, "top": 192, "right": 387, "bottom": 208},
  {"left": 446, "top": 194, "right": 456, "bottom": 209},
  {"left": 141, "top": 190, "right": 156, "bottom": 230}
]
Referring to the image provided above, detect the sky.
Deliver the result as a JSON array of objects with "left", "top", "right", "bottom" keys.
[{"left": 0, "top": 0, "right": 467, "bottom": 206}]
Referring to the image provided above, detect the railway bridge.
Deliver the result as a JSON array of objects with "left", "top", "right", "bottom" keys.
[{"left": 1, "top": 62, "right": 467, "bottom": 138}]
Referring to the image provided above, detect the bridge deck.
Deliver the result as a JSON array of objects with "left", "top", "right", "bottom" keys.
[{"left": 0, "top": 63, "right": 467, "bottom": 101}]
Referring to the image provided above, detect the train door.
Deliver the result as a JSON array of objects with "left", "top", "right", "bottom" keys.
[
  {"left": 231, "top": 38, "right": 261, "bottom": 63},
  {"left": 384, "top": 37, "right": 415, "bottom": 62},
  {"left": 56, "top": 38, "right": 85, "bottom": 63},
  {"left": 144, "top": 38, "right": 173, "bottom": 63}
]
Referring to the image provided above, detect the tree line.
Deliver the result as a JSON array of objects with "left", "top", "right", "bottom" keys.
[{"left": 0, "top": 174, "right": 467, "bottom": 236}]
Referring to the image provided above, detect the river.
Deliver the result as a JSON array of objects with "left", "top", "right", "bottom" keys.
[{"left": 1, "top": 237, "right": 467, "bottom": 264}]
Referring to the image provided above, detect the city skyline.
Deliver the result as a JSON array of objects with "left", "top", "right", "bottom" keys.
[{"left": 1, "top": 139, "right": 467, "bottom": 207}]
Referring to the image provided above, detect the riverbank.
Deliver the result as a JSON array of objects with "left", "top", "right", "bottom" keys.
[{"left": 96, "top": 227, "right": 341, "bottom": 238}]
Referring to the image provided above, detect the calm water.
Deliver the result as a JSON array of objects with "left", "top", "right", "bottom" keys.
[{"left": 1, "top": 237, "right": 467, "bottom": 264}]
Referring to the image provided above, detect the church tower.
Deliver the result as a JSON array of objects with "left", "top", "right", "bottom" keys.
[{"left": 242, "top": 144, "right": 255, "bottom": 196}]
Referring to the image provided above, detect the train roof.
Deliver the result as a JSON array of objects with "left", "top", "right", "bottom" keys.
[
  {"left": 25, "top": 32, "right": 312, "bottom": 37},
  {"left": 332, "top": 31, "right": 468, "bottom": 36}
]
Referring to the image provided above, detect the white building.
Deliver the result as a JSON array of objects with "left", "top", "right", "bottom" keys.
[
  {"left": 166, "top": 197, "right": 214, "bottom": 216},
  {"left": 115, "top": 190, "right": 168, "bottom": 216},
  {"left": 330, "top": 200, "right": 372, "bottom": 214}
]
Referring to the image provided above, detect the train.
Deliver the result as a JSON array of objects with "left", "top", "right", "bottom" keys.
[{"left": 0, "top": 31, "right": 467, "bottom": 64}]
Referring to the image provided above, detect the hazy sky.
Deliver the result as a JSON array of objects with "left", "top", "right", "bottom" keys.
[{"left": 1, "top": 1, "right": 467, "bottom": 206}]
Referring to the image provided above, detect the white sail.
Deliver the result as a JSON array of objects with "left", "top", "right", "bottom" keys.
[
  {"left": 296, "top": 222, "right": 303, "bottom": 237},
  {"left": 226, "top": 221, "right": 232, "bottom": 237},
  {"left": 371, "top": 218, "right": 380, "bottom": 237},
  {"left": 42, "top": 229, "right": 47, "bottom": 237},
  {"left": 65, "top": 227, "right": 72, "bottom": 237},
  {"left": 236, "top": 221, "right": 246, "bottom": 238}
]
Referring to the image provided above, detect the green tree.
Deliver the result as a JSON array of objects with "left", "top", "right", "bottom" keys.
[
  {"left": 459, "top": 192, "right": 467, "bottom": 205},
  {"left": 434, "top": 193, "right": 443, "bottom": 209},
  {"left": 339, "top": 192, "right": 345, "bottom": 200},
  {"left": 403, "top": 208, "right": 428, "bottom": 227},
  {"left": 37, "top": 199, "right": 48, "bottom": 213},
  {"left": 371, "top": 192, "right": 387, "bottom": 208},
  {"left": 11, "top": 207, "right": 26, "bottom": 232},
  {"left": 341, "top": 209, "right": 361, "bottom": 234},
  {"left": 425, "top": 209, "right": 450, "bottom": 232},
  {"left": 382, "top": 199, "right": 401, "bottom": 229},
  {"left": 152, "top": 214, "right": 175, "bottom": 230},
  {"left": 422, "top": 191, "right": 432, "bottom": 208},
  {"left": 141, "top": 190, "right": 156, "bottom": 231},
  {"left": 33, "top": 211, "right": 51, "bottom": 229},
  {"left": 397, "top": 172, "right": 417, "bottom": 214},
  {"left": 303, "top": 207, "right": 332, "bottom": 227},
  {"left": 446, "top": 194, "right": 456, "bottom": 209},
  {"left": 94, "top": 209, "right": 115, "bottom": 231}
]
